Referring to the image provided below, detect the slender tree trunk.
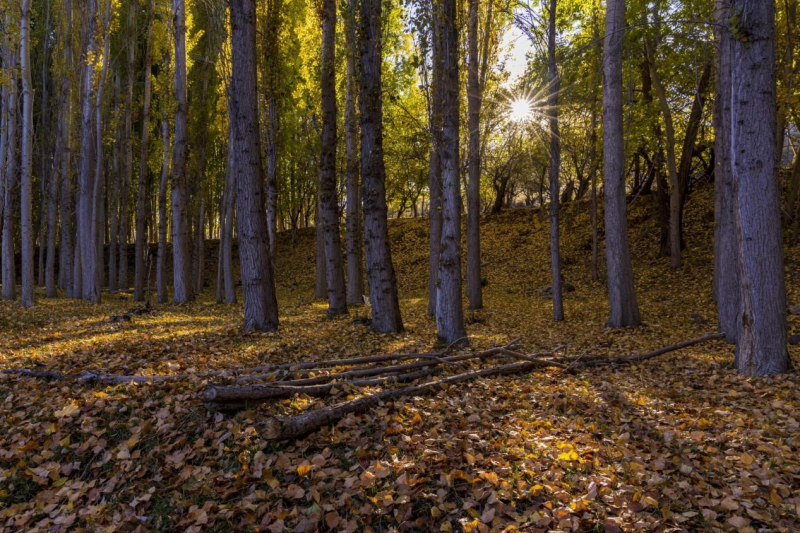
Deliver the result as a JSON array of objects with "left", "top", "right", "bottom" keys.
[
  {"left": 730, "top": 0, "right": 787, "bottom": 376},
  {"left": 134, "top": 0, "right": 154, "bottom": 302},
  {"left": 118, "top": 0, "right": 136, "bottom": 291},
  {"left": 59, "top": 0, "right": 73, "bottom": 296},
  {"left": 435, "top": 0, "right": 466, "bottom": 343},
  {"left": 545, "top": 0, "right": 563, "bottom": 321},
  {"left": 359, "top": 0, "right": 403, "bottom": 333},
  {"left": 466, "top": 0, "right": 482, "bottom": 310},
  {"left": 18, "top": 0, "right": 33, "bottom": 307},
  {"left": 157, "top": 116, "right": 170, "bottom": 304},
  {"left": 172, "top": 0, "right": 193, "bottom": 304},
  {"left": 0, "top": 83, "right": 6, "bottom": 294},
  {"left": 46, "top": 104, "right": 60, "bottom": 297},
  {"left": 319, "top": 0, "right": 348, "bottom": 315},
  {"left": 344, "top": 0, "right": 363, "bottom": 305},
  {"left": 713, "top": 0, "right": 739, "bottom": 343},
  {"left": 37, "top": 0, "right": 51, "bottom": 290},
  {"left": 108, "top": 74, "right": 121, "bottom": 293},
  {"left": 264, "top": 0, "right": 282, "bottom": 264},
  {"left": 602, "top": 0, "right": 640, "bottom": 327},
  {"left": 427, "top": 2, "right": 443, "bottom": 317},
  {"left": 230, "top": 0, "right": 279, "bottom": 331},
  {"left": 589, "top": 1, "right": 600, "bottom": 282},
  {"left": 4, "top": 32, "right": 21, "bottom": 301},
  {"left": 314, "top": 196, "right": 327, "bottom": 299}
]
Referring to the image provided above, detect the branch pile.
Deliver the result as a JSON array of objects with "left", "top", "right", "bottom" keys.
[{"left": 203, "top": 332, "right": 725, "bottom": 440}]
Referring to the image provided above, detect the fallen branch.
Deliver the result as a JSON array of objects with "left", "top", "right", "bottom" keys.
[
  {"left": 257, "top": 332, "right": 724, "bottom": 441},
  {"left": 260, "top": 360, "right": 552, "bottom": 441},
  {"left": 205, "top": 368, "right": 442, "bottom": 411}
]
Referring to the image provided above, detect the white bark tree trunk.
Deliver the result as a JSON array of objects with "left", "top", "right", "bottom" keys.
[{"left": 20, "top": 2, "right": 34, "bottom": 307}]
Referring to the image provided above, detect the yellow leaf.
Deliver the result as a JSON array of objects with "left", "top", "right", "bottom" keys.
[{"left": 297, "top": 464, "right": 312, "bottom": 477}]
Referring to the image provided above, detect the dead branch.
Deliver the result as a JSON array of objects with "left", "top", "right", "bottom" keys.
[
  {"left": 205, "top": 368, "right": 442, "bottom": 411},
  {"left": 257, "top": 332, "right": 724, "bottom": 441}
]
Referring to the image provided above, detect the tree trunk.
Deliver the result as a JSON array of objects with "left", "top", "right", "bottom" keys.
[
  {"left": 118, "top": 1, "right": 136, "bottom": 292},
  {"left": 230, "top": 0, "right": 279, "bottom": 331},
  {"left": 344, "top": 0, "right": 363, "bottom": 306},
  {"left": 435, "top": 0, "right": 466, "bottom": 344},
  {"left": 172, "top": 0, "right": 193, "bottom": 304},
  {"left": 46, "top": 103, "right": 60, "bottom": 297},
  {"left": 427, "top": 0, "right": 443, "bottom": 317},
  {"left": 589, "top": 2, "right": 600, "bottom": 282},
  {"left": 547, "top": 0, "right": 563, "bottom": 321},
  {"left": 730, "top": 0, "right": 787, "bottom": 376},
  {"left": 602, "top": 0, "right": 640, "bottom": 327},
  {"left": 59, "top": 0, "right": 73, "bottom": 296},
  {"left": 19, "top": 0, "right": 34, "bottom": 307},
  {"left": 108, "top": 74, "right": 121, "bottom": 294},
  {"left": 359, "top": 0, "right": 403, "bottom": 333},
  {"left": 713, "top": 0, "right": 739, "bottom": 343},
  {"left": 157, "top": 116, "right": 170, "bottom": 304},
  {"left": 1, "top": 18, "right": 17, "bottom": 302},
  {"left": 466, "top": 0, "right": 482, "bottom": 310},
  {"left": 264, "top": 0, "right": 282, "bottom": 264},
  {"left": 314, "top": 196, "right": 327, "bottom": 299},
  {"left": 219, "top": 101, "right": 237, "bottom": 305},
  {"left": 134, "top": 0, "right": 154, "bottom": 302},
  {"left": 76, "top": 0, "right": 99, "bottom": 303},
  {"left": 319, "top": 0, "right": 347, "bottom": 315}
]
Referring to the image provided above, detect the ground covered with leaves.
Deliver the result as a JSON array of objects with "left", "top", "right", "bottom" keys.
[{"left": 1, "top": 188, "right": 799, "bottom": 532}]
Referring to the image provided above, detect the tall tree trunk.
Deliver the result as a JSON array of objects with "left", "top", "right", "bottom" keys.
[
  {"left": 157, "top": 116, "right": 170, "bottom": 304},
  {"left": 230, "top": 0, "right": 279, "bottom": 331},
  {"left": 108, "top": 73, "right": 121, "bottom": 293},
  {"left": 77, "top": 0, "right": 99, "bottom": 302},
  {"left": 222, "top": 124, "right": 236, "bottom": 304},
  {"left": 359, "top": 0, "right": 403, "bottom": 333},
  {"left": 713, "top": 0, "right": 739, "bottom": 343},
  {"left": 427, "top": 1, "right": 443, "bottom": 317},
  {"left": 730, "top": 0, "right": 787, "bottom": 376},
  {"left": 118, "top": 0, "right": 136, "bottom": 291},
  {"left": 344, "top": 0, "right": 363, "bottom": 305},
  {"left": 59, "top": 0, "right": 73, "bottom": 296},
  {"left": 602, "top": 0, "right": 640, "bottom": 327},
  {"left": 134, "top": 0, "right": 154, "bottom": 302},
  {"left": 547, "top": 0, "right": 563, "bottom": 321},
  {"left": 644, "top": 38, "right": 681, "bottom": 269},
  {"left": 37, "top": 0, "right": 52, "bottom": 290},
  {"left": 319, "top": 0, "right": 347, "bottom": 315},
  {"left": 435, "top": 0, "right": 465, "bottom": 343},
  {"left": 264, "top": 0, "right": 283, "bottom": 264},
  {"left": 46, "top": 104, "right": 60, "bottom": 297},
  {"left": 88, "top": 0, "right": 111, "bottom": 303},
  {"left": 466, "top": 0, "right": 482, "bottom": 310},
  {"left": 172, "top": 0, "right": 193, "bottom": 304},
  {"left": 589, "top": 1, "right": 600, "bottom": 282},
  {"left": 2, "top": 22, "right": 17, "bottom": 299},
  {"left": 18, "top": 0, "right": 33, "bottom": 307}
]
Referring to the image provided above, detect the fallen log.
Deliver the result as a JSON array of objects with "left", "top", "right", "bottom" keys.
[
  {"left": 205, "top": 368, "right": 442, "bottom": 411},
  {"left": 260, "top": 360, "right": 553, "bottom": 441},
  {"left": 258, "top": 332, "right": 724, "bottom": 441}
]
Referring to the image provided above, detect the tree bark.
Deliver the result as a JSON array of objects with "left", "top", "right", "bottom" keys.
[
  {"left": 466, "top": 0, "right": 482, "bottom": 310},
  {"left": 59, "top": 0, "right": 73, "bottom": 296},
  {"left": 344, "top": 0, "right": 363, "bottom": 306},
  {"left": 134, "top": 0, "right": 154, "bottom": 302},
  {"left": 230, "top": 0, "right": 279, "bottom": 331},
  {"left": 730, "top": 0, "right": 788, "bottom": 376},
  {"left": 170, "top": 0, "right": 192, "bottom": 304},
  {"left": 359, "top": 0, "right": 403, "bottom": 333},
  {"left": 547, "top": 0, "right": 563, "bottom": 321},
  {"left": 435, "top": 0, "right": 466, "bottom": 343},
  {"left": 314, "top": 196, "right": 327, "bottom": 299},
  {"left": 157, "top": 111, "right": 170, "bottom": 304},
  {"left": 427, "top": 1, "right": 443, "bottom": 317},
  {"left": 319, "top": 0, "right": 348, "bottom": 315},
  {"left": 118, "top": 1, "right": 136, "bottom": 292},
  {"left": 602, "top": 0, "right": 640, "bottom": 327},
  {"left": 713, "top": 0, "right": 739, "bottom": 343},
  {"left": 589, "top": 2, "right": 600, "bottom": 282},
  {"left": 264, "top": 0, "right": 282, "bottom": 264},
  {"left": 108, "top": 74, "right": 121, "bottom": 294},
  {"left": 19, "top": 0, "right": 34, "bottom": 307}
]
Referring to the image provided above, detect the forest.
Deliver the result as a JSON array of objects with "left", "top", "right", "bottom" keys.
[{"left": 0, "top": 0, "right": 799, "bottom": 530}]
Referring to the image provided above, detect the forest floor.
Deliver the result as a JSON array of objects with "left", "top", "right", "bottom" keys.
[{"left": 1, "top": 186, "right": 800, "bottom": 532}]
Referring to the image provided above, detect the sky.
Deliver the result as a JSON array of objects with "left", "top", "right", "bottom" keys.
[{"left": 500, "top": 23, "right": 534, "bottom": 87}]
